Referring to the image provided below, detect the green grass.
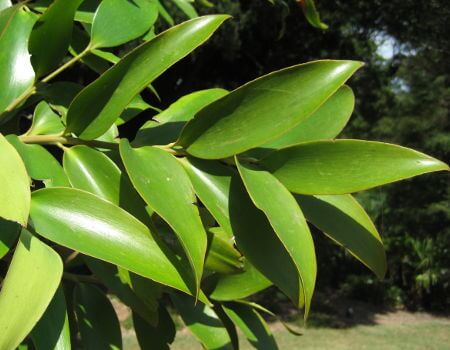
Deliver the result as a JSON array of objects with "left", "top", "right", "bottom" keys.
[{"left": 123, "top": 313, "right": 450, "bottom": 350}]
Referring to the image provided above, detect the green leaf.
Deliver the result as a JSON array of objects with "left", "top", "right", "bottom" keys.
[
  {"left": 178, "top": 60, "right": 362, "bottom": 159},
  {"left": 0, "top": 229, "right": 62, "bottom": 350},
  {"left": 85, "top": 257, "right": 161, "bottom": 326},
  {"left": 30, "top": 187, "right": 197, "bottom": 296},
  {"left": 133, "top": 305, "right": 176, "bottom": 350},
  {"left": 263, "top": 85, "right": 354, "bottom": 149},
  {"left": 89, "top": 0, "right": 158, "bottom": 49},
  {"left": 0, "top": 5, "right": 37, "bottom": 115},
  {"left": 120, "top": 141, "right": 207, "bottom": 290},
  {"left": 66, "top": 15, "right": 229, "bottom": 139},
  {"left": 236, "top": 158, "right": 316, "bottom": 317},
  {"left": 7, "top": 135, "right": 70, "bottom": 187},
  {"left": 29, "top": 0, "right": 83, "bottom": 77},
  {"left": 179, "top": 157, "right": 303, "bottom": 306},
  {"left": 171, "top": 294, "right": 234, "bottom": 350},
  {"left": 0, "top": 218, "right": 20, "bottom": 259},
  {"left": 295, "top": 194, "right": 387, "bottom": 279},
  {"left": 0, "top": 133, "right": 30, "bottom": 225},
  {"left": 223, "top": 302, "right": 278, "bottom": 350},
  {"left": 170, "top": 0, "right": 198, "bottom": 19},
  {"left": 209, "top": 260, "right": 271, "bottom": 301},
  {"left": 260, "top": 140, "right": 450, "bottom": 194},
  {"left": 134, "top": 88, "right": 228, "bottom": 146},
  {"left": 63, "top": 145, "right": 149, "bottom": 223},
  {"left": 205, "top": 227, "right": 244, "bottom": 274},
  {"left": 31, "top": 287, "right": 71, "bottom": 350},
  {"left": 27, "top": 101, "right": 65, "bottom": 135},
  {"left": 74, "top": 283, "right": 122, "bottom": 350},
  {"left": 38, "top": 81, "right": 83, "bottom": 118},
  {"left": 116, "top": 94, "right": 153, "bottom": 126},
  {"left": 299, "top": 0, "right": 328, "bottom": 30}
]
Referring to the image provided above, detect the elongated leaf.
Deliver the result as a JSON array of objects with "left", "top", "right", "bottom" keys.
[
  {"left": 236, "top": 159, "right": 316, "bottom": 317},
  {"left": 178, "top": 60, "right": 362, "bottom": 159},
  {"left": 0, "top": 218, "right": 20, "bottom": 259},
  {"left": 74, "top": 283, "right": 122, "bottom": 350},
  {"left": 295, "top": 194, "right": 387, "bottom": 278},
  {"left": 29, "top": 0, "right": 83, "bottom": 77},
  {"left": 209, "top": 260, "right": 272, "bottom": 301},
  {"left": 0, "top": 6, "right": 37, "bottom": 115},
  {"left": 260, "top": 140, "right": 449, "bottom": 194},
  {"left": 171, "top": 294, "right": 234, "bottom": 350},
  {"left": 89, "top": 0, "right": 158, "bottom": 49},
  {"left": 7, "top": 135, "right": 70, "bottom": 187},
  {"left": 133, "top": 305, "right": 176, "bottom": 350},
  {"left": 223, "top": 303, "right": 278, "bottom": 350},
  {"left": 0, "top": 133, "right": 30, "bottom": 225},
  {"left": 263, "top": 85, "right": 354, "bottom": 149},
  {"left": 120, "top": 141, "right": 207, "bottom": 290},
  {"left": 0, "top": 229, "right": 62, "bottom": 350},
  {"left": 171, "top": 0, "right": 198, "bottom": 18},
  {"left": 31, "top": 287, "right": 71, "bottom": 350},
  {"left": 30, "top": 187, "right": 196, "bottom": 295},
  {"left": 299, "top": 0, "right": 328, "bottom": 30},
  {"left": 27, "top": 101, "right": 65, "bottom": 135},
  {"left": 63, "top": 145, "right": 149, "bottom": 223},
  {"left": 134, "top": 88, "right": 228, "bottom": 146},
  {"left": 66, "top": 15, "right": 229, "bottom": 139},
  {"left": 85, "top": 257, "right": 161, "bottom": 326},
  {"left": 205, "top": 227, "right": 244, "bottom": 274},
  {"left": 180, "top": 157, "right": 302, "bottom": 306}
]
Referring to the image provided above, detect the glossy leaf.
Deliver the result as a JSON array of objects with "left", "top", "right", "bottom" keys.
[
  {"left": 134, "top": 88, "right": 228, "bottom": 146},
  {"left": 171, "top": 294, "right": 234, "bottom": 350},
  {"left": 27, "top": 101, "right": 65, "bottom": 135},
  {"left": 85, "top": 257, "right": 161, "bottom": 326},
  {"left": 30, "top": 187, "right": 196, "bottom": 296},
  {"left": 31, "top": 287, "right": 71, "bottom": 350},
  {"left": 66, "top": 15, "right": 229, "bottom": 139},
  {"left": 0, "top": 5, "right": 37, "bottom": 115},
  {"left": 0, "top": 229, "right": 62, "bottom": 350},
  {"left": 120, "top": 141, "right": 207, "bottom": 290},
  {"left": 0, "top": 218, "right": 20, "bottom": 259},
  {"left": 223, "top": 302, "right": 278, "bottom": 350},
  {"left": 63, "top": 145, "right": 150, "bottom": 223},
  {"left": 236, "top": 158, "right": 316, "bottom": 317},
  {"left": 299, "top": 0, "right": 328, "bottom": 30},
  {"left": 205, "top": 227, "right": 244, "bottom": 274},
  {"left": 178, "top": 60, "right": 362, "bottom": 159},
  {"left": 179, "top": 157, "right": 303, "bottom": 306},
  {"left": 295, "top": 194, "right": 387, "bottom": 279},
  {"left": 260, "top": 140, "right": 450, "bottom": 194},
  {"left": 74, "top": 283, "right": 122, "bottom": 350},
  {"left": 209, "top": 260, "right": 272, "bottom": 301},
  {"left": 133, "top": 305, "right": 176, "bottom": 350},
  {"left": 0, "top": 133, "right": 30, "bottom": 225},
  {"left": 89, "top": 0, "right": 158, "bottom": 49},
  {"left": 29, "top": 0, "right": 83, "bottom": 77},
  {"left": 263, "top": 85, "right": 354, "bottom": 149},
  {"left": 7, "top": 135, "right": 70, "bottom": 187}
]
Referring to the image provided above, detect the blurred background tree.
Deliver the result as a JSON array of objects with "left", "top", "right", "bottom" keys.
[{"left": 148, "top": 0, "right": 449, "bottom": 311}]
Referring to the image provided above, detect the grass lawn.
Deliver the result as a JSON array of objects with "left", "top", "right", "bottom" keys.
[{"left": 122, "top": 310, "right": 450, "bottom": 350}]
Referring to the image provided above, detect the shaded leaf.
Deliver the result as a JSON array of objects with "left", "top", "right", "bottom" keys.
[
  {"left": 205, "top": 227, "right": 244, "bottom": 274},
  {"left": 171, "top": 0, "right": 198, "bottom": 18},
  {"left": 298, "top": 0, "right": 328, "bottom": 30},
  {"left": 0, "top": 5, "right": 37, "bottom": 115},
  {"left": 30, "top": 187, "right": 197, "bottom": 296},
  {"left": 0, "top": 229, "right": 62, "bottom": 350},
  {"left": 31, "top": 287, "right": 71, "bottom": 350},
  {"left": 38, "top": 81, "right": 83, "bottom": 118},
  {"left": 236, "top": 158, "right": 316, "bottom": 317},
  {"left": 66, "top": 15, "right": 229, "bottom": 139},
  {"left": 178, "top": 60, "right": 362, "bottom": 159},
  {"left": 295, "top": 194, "right": 387, "bottom": 279},
  {"left": 171, "top": 294, "right": 234, "bottom": 350},
  {"left": 27, "top": 101, "right": 65, "bottom": 135},
  {"left": 120, "top": 141, "right": 207, "bottom": 290},
  {"left": 74, "top": 283, "right": 122, "bottom": 350},
  {"left": 260, "top": 140, "right": 449, "bottom": 194},
  {"left": 0, "top": 218, "right": 20, "bottom": 259},
  {"left": 0, "top": 133, "right": 30, "bottom": 225},
  {"left": 29, "top": 0, "right": 83, "bottom": 77}
]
